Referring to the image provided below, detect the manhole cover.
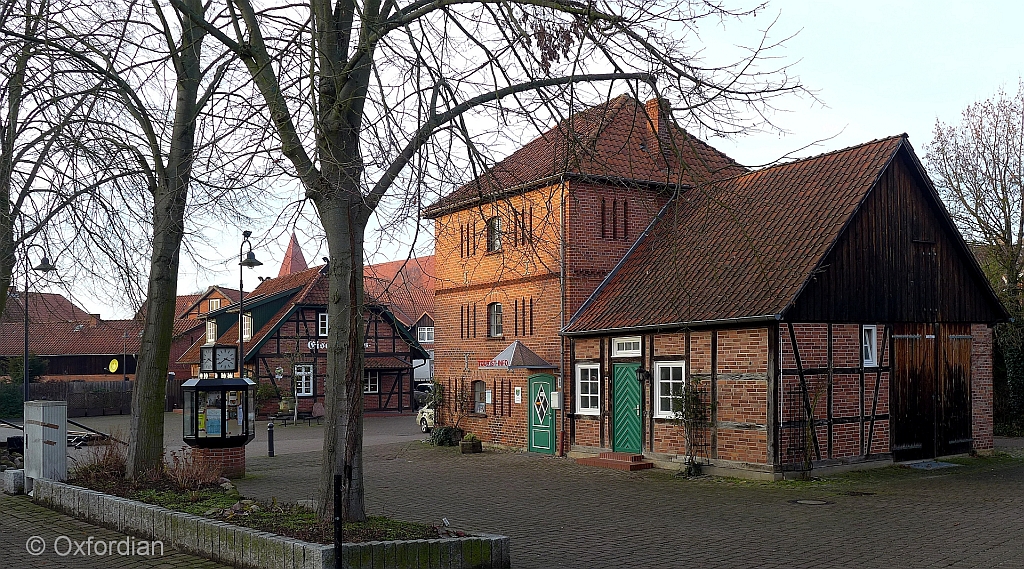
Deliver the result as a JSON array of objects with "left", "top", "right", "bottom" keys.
[{"left": 792, "top": 499, "right": 830, "bottom": 505}]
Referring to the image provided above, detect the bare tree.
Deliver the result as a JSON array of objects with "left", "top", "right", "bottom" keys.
[
  {"left": 3, "top": 0, "right": 279, "bottom": 477},
  {"left": 927, "top": 82, "right": 1024, "bottom": 426},
  {"left": 175, "top": 0, "right": 802, "bottom": 523}
]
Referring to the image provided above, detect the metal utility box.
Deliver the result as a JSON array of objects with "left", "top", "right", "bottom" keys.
[{"left": 24, "top": 401, "right": 68, "bottom": 490}]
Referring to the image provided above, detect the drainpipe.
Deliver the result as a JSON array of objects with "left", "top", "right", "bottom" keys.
[{"left": 558, "top": 175, "right": 567, "bottom": 457}]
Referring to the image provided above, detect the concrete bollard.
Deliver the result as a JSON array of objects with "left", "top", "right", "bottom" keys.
[{"left": 3, "top": 469, "right": 25, "bottom": 495}]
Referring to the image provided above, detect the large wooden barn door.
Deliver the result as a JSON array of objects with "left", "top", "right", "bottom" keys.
[
  {"left": 938, "top": 325, "right": 973, "bottom": 456},
  {"left": 892, "top": 324, "right": 936, "bottom": 461},
  {"left": 891, "top": 324, "right": 972, "bottom": 461}
]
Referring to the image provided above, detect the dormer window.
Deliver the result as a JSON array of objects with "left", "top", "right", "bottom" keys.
[{"left": 206, "top": 320, "right": 217, "bottom": 344}]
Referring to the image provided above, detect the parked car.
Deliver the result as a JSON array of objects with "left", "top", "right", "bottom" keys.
[
  {"left": 412, "top": 383, "right": 434, "bottom": 408},
  {"left": 416, "top": 403, "right": 435, "bottom": 433}
]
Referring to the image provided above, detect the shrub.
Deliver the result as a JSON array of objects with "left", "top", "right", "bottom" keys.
[
  {"left": 430, "top": 426, "right": 461, "bottom": 446},
  {"left": 0, "top": 382, "right": 23, "bottom": 419},
  {"left": 167, "top": 447, "right": 223, "bottom": 491},
  {"left": 70, "top": 435, "right": 128, "bottom": 488}
]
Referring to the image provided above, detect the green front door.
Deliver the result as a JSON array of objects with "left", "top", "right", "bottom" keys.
[
  {"left": 612, "top": 363, "right": 642, "bottom": 454},
  {"left": 528, "top": 374, "right": 555, "bottom": 454}
]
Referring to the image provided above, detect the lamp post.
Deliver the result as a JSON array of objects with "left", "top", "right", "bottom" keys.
[
  {"left": 238, "top": 230, "right": 262, "bottom": 379},
  {"left": 23, "top": 245, "right": 55, "bottom": 404}
]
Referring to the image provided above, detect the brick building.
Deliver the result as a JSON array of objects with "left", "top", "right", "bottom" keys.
[
  {"left": 426, "top": 95, "right": 1006, "bottom": 477},
  {"left": 178, "top": 264, "right": 429, "bottom": 414},
  {"left": 423, "top": 95, "right": 745, "bottom": 453}
]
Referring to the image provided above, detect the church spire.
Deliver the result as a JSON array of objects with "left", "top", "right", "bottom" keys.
[{"left": 278, "top": 232, "right": 308, "bottom": 277}]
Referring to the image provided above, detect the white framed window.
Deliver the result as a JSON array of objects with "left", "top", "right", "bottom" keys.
[
  {"left": 473, "top": 380, "right": 487, "bottom": 414},
  {"left": 363, "top": 371, "right": 380, "bottom": 394},
  {"left": 318, "top": 312, "right": 329, "bottom": 337},
  {"left": 654, "top": 361, "right": 686, "bottom": 418},
  {"left": 575, "top": 364, "right": 601, "bottom": 415},
  {"left": 242, "top": 312, "right": 253, "bottom": 342},
  {"left": 294, "top": 364, "right": 313, "bottom": 396},
  {"left": 488, "top": 303, "right": 503, "bottom": 337},
  {"left": 612, "top": 336, "right": 641, "bottom": 357},
  {"left": 862, "top": 325, "right": 878, "bottom": 367},
  {"left": 418, "top": 326, "right": 434, "bottom": 343},
  {"left": 486, "top": 216, "right": 502, "bottom": 252},
  {"left": 208, "top": 298, "right": 220, "bottom": 311},
  {"left": 205, "top": 320, "right": 217, "bottom": 344}
]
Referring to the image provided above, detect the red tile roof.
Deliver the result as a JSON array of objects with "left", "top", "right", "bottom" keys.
[
  {"left": 422, "top": 95, "right": 746, "bottom": 218},
  {"left": 564, "top": 135, "right": 907, "bottom": 334},
  {"left": 1, "top": 291, "right": 92, "bottom": 323},
  {"left": 363, "top": 256, "right": 436, "bottom": 326},
  {"left": 0, "top": 318, "right": 143, "bottom": 356},
  {"left": 278, "top": 232, "right": 309, "bottom": 277}
]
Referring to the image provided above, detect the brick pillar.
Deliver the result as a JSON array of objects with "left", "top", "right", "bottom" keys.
[
  {"left": 971, "top": 324, "right": 994, "bottom": 453},
  {"left": 193, "top": 446, "right": 246, "bottom": 478}
]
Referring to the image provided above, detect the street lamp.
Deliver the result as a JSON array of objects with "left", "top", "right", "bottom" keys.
[
  {"left": 238, "top": 230, "right": 262, "bottom": 380},
  {"left": 23, "top": 245, "right": 55, "bottom": 405}
]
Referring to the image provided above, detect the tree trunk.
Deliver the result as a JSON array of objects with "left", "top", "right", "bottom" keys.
[
  {"left": 316, "top": 197, "right": 369, "bottom": 523},
  {"left": 125, "top": 0, "right": 205, "bottom": 479}
]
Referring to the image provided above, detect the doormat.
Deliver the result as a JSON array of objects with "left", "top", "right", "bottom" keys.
[{"left": 905, "top": 460, "right": 960, "bottom": 470}]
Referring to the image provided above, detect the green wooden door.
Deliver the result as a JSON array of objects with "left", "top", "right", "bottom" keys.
[
  {"left": 528, "top": 374, "right": 555, "bottom": 454},
  {"left": 612, "top": 363, "right": 642, "bottom": 454}
]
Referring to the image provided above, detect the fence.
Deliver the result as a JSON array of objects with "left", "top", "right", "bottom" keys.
[
  {"left": 29, "top": 381, "right": 133, "bottom": 418},
  {"left": 165, "top": 377, "right": 187, "bottom": 411}
]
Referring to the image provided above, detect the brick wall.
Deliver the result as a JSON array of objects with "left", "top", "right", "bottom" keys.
[
  {"left": 781, "top": 323, "right": 890, "bottom": 466},
  {"left": 192, "top": 446, "right": 246, "bottom": 479},
  {"left": 971, "top": 324, "right": 994, "bottom": 452}
]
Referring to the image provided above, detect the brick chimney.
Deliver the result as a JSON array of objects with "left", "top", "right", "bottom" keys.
[
  {"left": 88, "top": 314, "right": 101, "bottom": 326},
  {"left": 644, "top": 98, "right": 669, "bottom": 139}
]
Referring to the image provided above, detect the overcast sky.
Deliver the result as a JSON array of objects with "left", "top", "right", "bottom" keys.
[{"left": 74, "top": 0, "right": 1024, "bottom": 319}]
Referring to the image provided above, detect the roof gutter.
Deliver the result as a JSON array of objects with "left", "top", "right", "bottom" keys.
[{"left": 561, "top": 314, "right": 782, "bottom": 337}]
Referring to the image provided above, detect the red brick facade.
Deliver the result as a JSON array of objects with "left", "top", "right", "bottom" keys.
[{"left": 192, "top": 446, "right": 246, "bottom": 479}]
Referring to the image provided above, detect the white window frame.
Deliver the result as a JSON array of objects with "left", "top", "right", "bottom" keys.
[
  {"left": 862, "top": 325, "right": 878, "bottom": 367},
  {"left": 242, "top": 312, "right": 253, "bottom": 342},
  {"left": 208, "top": 298, "right": 220, "bottom": 311},
  {"left": 486, "top": 216, "right": 502, "bottom": 252},
  {"left": 472, "top": 380, "right": 487, "bottom": 414},
  {"left": 611, "top": 336, "right": 641, "bottom": 357},
  {"left": 205, "top": 320, "right": 217, "bottom": 344},
  {"left": 363, "top": 370, "right": 380, "bottom": 394},
  {"left": 318, "top": 312, "right": 329, "bottom": 337},
  {"left": 488, "top": 303, "right": 503, "bottom": 337},
  {"left": 654, "top": 361, "right": 686, "bottom": 419},
  {"left": 294, "top": 364, "right": 314, "bottom": 396},
  {"left": 575, "top": 364, "right": 601, "bottom": 416},
  {"left": 418, "top": 326, "right": 434, "bottom": 343}
]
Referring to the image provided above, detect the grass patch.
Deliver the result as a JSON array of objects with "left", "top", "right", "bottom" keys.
[{"left": 342, "top": 517, "right": 444, "bottom": 543}]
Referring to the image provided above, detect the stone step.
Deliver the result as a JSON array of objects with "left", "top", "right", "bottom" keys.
[
  {"left": 598, "top": 452, "right": 646, "bottom": 462},
  {"left": 576, "top": 456, "right": 655, "bottom": 472}
]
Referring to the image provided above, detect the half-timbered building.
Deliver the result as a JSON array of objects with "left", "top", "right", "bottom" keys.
[
  {"left": 179, "top": 265, "right": 429, "bottom": 414},
  {"left": 563, "top": 135, "right": 1006, "bottom": 477}
]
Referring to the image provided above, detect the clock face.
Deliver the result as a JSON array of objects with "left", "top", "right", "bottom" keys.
[
  {"left": 214, "top": 346, "right": 237, "bottom": 372},
  {"left": 200, "top": 347, "right": 214, "bottom": 372}
]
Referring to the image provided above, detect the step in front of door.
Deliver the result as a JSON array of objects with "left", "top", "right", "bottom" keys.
[{"left": 576, "top": 452, "right": 654, "bottom": 471}]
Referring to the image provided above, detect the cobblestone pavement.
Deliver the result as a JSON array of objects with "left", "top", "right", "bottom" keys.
[
  {"left": 0, "top": 493, "right": 233, "bottom": 568},
  {"left": 236, "top": 439, "right": 1024, "bottom": 569}
]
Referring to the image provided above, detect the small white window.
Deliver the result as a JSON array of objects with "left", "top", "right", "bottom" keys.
[
  {"left": 363, "top": 371, "right": 380, "bottom": 394},
  {"left": 486, "top": 216, "right": 502, "bottom": 252},
  {"left": 294, "top": 364, "right": 313, "bottom": 396},
  {"left": 205, "top": 320, "right": 217, "bottom": 344},
  {"left": 576, "top": 364, "right": 601, "bottom": 415},
  {"left": 208, "top": 298, "right": 220, "bottom": 311},
  {"left": 418, "top": 326, "right": 434, "bottom": 343},
  {"left": 473, "top": 380, "right": 487, "bottom": 414},
  {"left": 862, "top": 325, "right": 878, "bottom": 367},
  {"left": 242, "top": 312, "right": 253, "bottom": 342},
  {"left": 654, "top": 361, "right": 686, "bottom": 418},
  {"left": 488, "top": 303, "right": 503, "bottom": 337},
  {"left": 612, "top": 336, "right": 641, "bottom": 357},
  {"left": 318, "top": 312, "right": 329, "bottom": 337}
]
